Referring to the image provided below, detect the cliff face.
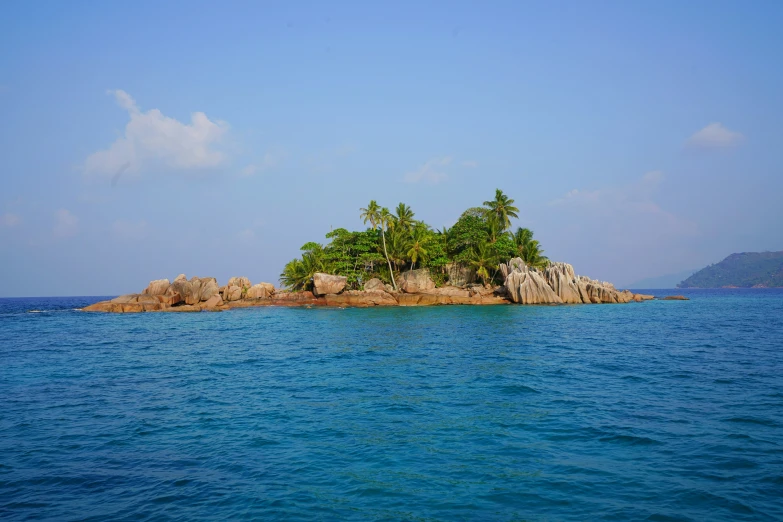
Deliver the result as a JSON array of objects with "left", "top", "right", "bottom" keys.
[
  {"left": 678, "top": 251, "right": 783, "bottom": 288},
  {"left": 82, "top": 263, "right": 652, "bottom": 313},
  {"left": 501, "top": 259, "right": 650, "bottom": 305}
]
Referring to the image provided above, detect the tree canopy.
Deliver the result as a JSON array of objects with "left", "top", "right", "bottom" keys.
[{"left": 280, "top": 189, "right": 550, "bottom": 290}]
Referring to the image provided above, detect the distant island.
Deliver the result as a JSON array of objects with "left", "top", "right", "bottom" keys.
[
  {"left": 84, "top": 190, "right": 657, "bottom": 312},
  {"left": 678, "top": 251, "right": 783, "bottom": 288}
]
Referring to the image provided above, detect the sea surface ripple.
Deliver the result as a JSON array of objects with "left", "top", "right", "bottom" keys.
[{"left": 1, "top": 289, "right": 782, "bottom": 520}]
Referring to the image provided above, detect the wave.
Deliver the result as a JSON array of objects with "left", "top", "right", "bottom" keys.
[
  {"left": 599, "top": 434, "right": 662, "bottom": 446},
  {"left": 724, "top": 416, "right": 778, "bottom": 427}
]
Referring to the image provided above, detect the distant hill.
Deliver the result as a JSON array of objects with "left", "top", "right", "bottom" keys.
[
  {"left": 628, "top": 269, "right": 698, "bottom": 289},
  {"left": 678, "top": 251, "right": 783, "bottom": 288}
]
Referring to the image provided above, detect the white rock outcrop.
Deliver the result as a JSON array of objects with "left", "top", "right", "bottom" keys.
[{"left": 501, "top": 258, "right": 637, "bottom": 305}]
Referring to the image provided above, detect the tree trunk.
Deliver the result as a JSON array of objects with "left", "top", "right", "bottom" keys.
[{"left": 381, "top": 229, "right": 398, "bottom": 290}]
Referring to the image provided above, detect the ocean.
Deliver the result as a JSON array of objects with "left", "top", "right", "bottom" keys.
[{"left": 1, "top": 289, "right": 782, "bottom": 520}]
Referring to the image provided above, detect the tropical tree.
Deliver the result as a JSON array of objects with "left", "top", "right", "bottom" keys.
[
  {"left": 386, "top": 226, "right": 409, "bottom": 272},
  {"left": 393, "top": 203, "right": 416, "bottom": 231},
  {"left": 379, "top": 206, "right": 399, "bottom": 290},
  {"left": 468, "top": 240, "right": 499, "bottom": 286},
  {"left": 521, "top": 239, "right": 549, "bottom": 269},
  {"left": 487, "top": 216, "right": 503, "bottom": 243},
  {"left": 512, "top": 227, "right": 534, "bottom": 255},
  {"left": 447, "top": 207, "right": 491, "bottom": 262},
  {"left": 280, "top": 242, "right": 328, "bottom": 290},
  {"left": 359, "top": 200, "right": 381, "bottom": 230},
  {"left": 324, "top": 228, "right": 383, "bottom": 288},
  {"left": 360, "top": 201, "right": 398, "bottom": 290},
  {"left": 280, "top": 258, "right": 307, "bottom": 291},
  {"left": 513, "top": 227, "right": 548, "bottom": 269},
  {"left": 406, "top": 224, "right": 432, "bottom": 269},
  {"left": 483, "top": 189, "right": 519, "bottom": 234}
]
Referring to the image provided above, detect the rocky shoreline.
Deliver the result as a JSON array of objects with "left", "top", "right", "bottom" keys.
[{"left": 82, "top": 259, "right": 655, "bottom": 313}]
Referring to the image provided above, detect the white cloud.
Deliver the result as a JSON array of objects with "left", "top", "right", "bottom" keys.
[
  {"left": 404, "top": 157, "right": 452, "bottom": 184},
  {"left": 53, "top": 209, "right": 78, "bottom": 238},
  {"left": 84, "top": 90, "right": 229, "bottom": 179},
  {"left": 111, "top": 219, "right": 148, "bottom": 241},
  {"left": 1, "top": 213, "right": 20, "bottom": 228},
  {"left": 686, "top": 123, "right": 744, "bottom": 149},
  {"left": 461, "top": 160, "right": 479, "bottom": 168}
]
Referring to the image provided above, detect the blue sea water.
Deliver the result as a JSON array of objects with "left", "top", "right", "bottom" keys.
[{"left": 1, "top": 289, "right": 782, "bottom": 521}]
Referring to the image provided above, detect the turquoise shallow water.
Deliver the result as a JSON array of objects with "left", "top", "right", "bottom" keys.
[{"left": 1, "top": 290, "right": 782, "bottom": 520}]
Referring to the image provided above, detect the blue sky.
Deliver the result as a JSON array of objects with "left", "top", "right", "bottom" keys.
[{"left": 1, "top": 1, "right": 782, "bottom": 296}]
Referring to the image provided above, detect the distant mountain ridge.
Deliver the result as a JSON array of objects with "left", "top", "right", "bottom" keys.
[{"left": 678, "top": 251, "right": 783, "bottom": 288}]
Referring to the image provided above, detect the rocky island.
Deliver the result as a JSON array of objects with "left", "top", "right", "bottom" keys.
[
  {"left": 83, "top": 190, "right": 655, "bottom": 313},
  {"left": 83, "top": 261, "right": 653, "bottom": 313}
]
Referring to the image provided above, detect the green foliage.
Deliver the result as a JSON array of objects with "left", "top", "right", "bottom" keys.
[
  {"left": 678, "top": 251, "right": 783, "bottom": 288},
  {"left": 424, "top": 232, "right": 449, "bottom": 270},
  {"left": 512, "top": 227, "right": 549, "bottom": 269},
  {"left": 483, "top": 188, "right": 520, "bottom": 237},
  {"left": 279, "top": 242, "right": 329, "bottom": 291},
  {"left": 447, "top": 208, "right": 491, "bottom": 263},
  {"left": 392, "top": 202, "right": 416, "bottom": 231},
  {"left": 323, "top": 228, "right": 384, "bottom": 289},
  {"left": 491, "top": 234, "right": 517, "bottom": 264},
  {"left": 280, "top": 190, "right": 552, "bottom": 290},
  {"left": 469, "top": 241, "right": 499, "bottom": 285}
]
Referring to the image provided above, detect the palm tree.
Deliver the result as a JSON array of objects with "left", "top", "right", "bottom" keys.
[
  {"left": 280, "top": 258, "right": 307, "bottom": 290},
  {"left": 487, "top": 216, "right": 502, "bottom": 243},
  {"left": 360, "top": 201, "right": 398, "bottom": 290},
  {"left": 279, "top": 243, "right": 329, "bottom": 291},
  {"left": 393, "top": 202, "right": 415, "bottom": 231},
  {"left": 522, "top": 240, "right": 549, "bottom": 269},
  {"left": 406, "top": 224, "right": 432, "bottom": 270},
  {"left": 468, "top": 241, "right": 498, "bottom": 286},
  {"left": 359, "top": 200, "right": 381, "bottom": 230},
  {"left": 512, "top": 227, "right": 549, "bottom": 269},
  {"left": 387, "top": 227, "right": 409, "bottom": 272},
  {"left": 483, "top": 189, "right": 519, "bottom": 233},
  {"left": 512, "top": 227, "right": 534, "bottom": 256}
]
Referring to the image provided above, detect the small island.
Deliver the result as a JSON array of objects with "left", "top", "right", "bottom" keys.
[{"left": 84, "top": 190, "right": 654, "bottom": 313}]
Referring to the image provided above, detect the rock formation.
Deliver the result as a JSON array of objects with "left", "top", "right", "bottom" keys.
[
  {"left": 313, "top": 273, "right": 347, "bottom": 296},
  {"left": 246, "top": 282, "right": 275, "bottom": 299},
  {"left": 142, "top": 279, "right": 170, "bottom": 296},
  {"left": 445, "top": 263, "right": 476, "bottom": 287},
  {"left": 221, "top": 276, "right": 251, "bottom": 302},
  {"left": 363, "top": 278, "right": 386, "bottom": 292},
  {"left": 82, "top": 263, "right": 653, "bottom": 313},
  {"left": 398, "top": 268, "right": 435, "bottom": 293},
  {"left": 501, "top": 258, "right": 644, "bottom": 305},
  {"left": 325, "top": 290, "right": 398, "bottom": 307},
  {"left": 504, "top": 265, "right": 563, "bottom": 304}
]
